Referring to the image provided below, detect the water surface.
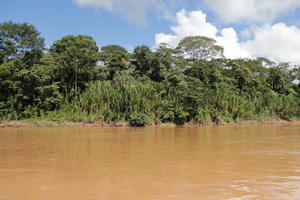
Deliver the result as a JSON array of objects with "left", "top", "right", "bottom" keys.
[{"left": 0, "top": 124, "right": 300, "bottom": 199}]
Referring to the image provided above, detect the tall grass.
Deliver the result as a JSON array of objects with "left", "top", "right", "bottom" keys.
[{"left": 45, "top": 78, "right": 299, "bottom": 125}]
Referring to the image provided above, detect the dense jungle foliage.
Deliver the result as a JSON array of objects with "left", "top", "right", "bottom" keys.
[{"left": 1, "top": 22, "right": 299, "bottom": 126}]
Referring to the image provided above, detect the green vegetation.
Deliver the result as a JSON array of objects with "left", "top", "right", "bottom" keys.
[{"left": 1, "top": 21, "right": 299, "bottom": 126}]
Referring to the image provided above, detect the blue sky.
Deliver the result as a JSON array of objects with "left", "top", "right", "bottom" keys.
[
  {"left": 1, "top": 0, "right": 187, "bottom": 48},
  {"left": 1, "top": 0, "right": 300, "bottom": 64}
]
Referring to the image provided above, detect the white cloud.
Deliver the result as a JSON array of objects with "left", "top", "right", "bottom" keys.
[
  {"left": 203, "top": 0, "right": 300, "bottom": 24},
  {"left": 243, "top": 23, "right": 300, "bottom": 64},
  {"left": 216, "top": 28, "right": 250, "bottom": 58},
  {"left": 155, "top": 9, "right": 300, "bottom": 64},
  {"left": 155, "top": 9, "right": 250, "bottom": 59},
  {"left": 74, "top": 0, "right": 174, "bottom": 25},
  {"left": 155, "top": 10, "right": 218, "bottom": 49}
]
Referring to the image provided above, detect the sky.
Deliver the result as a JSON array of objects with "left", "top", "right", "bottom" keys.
[{"left": 1, "top": 0, "right": 300, "bottom": 64}]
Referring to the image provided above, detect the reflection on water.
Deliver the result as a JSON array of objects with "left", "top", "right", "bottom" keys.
[{"left": 0, "top": 124, "right": 300, "bottom": 200}]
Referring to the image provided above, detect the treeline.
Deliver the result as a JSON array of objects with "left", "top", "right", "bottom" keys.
[{"left": 0, "top": 21, "right": 299, "bottom": 126}]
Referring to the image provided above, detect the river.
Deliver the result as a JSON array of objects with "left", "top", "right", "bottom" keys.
[{"left": 0, "top": 123, "right": 300, "bottom": 200}]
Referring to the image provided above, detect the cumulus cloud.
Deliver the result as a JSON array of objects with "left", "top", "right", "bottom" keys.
[
  {"left": 216, "top": 28, "right": 250, "bottom": 58},
  {"left": 243, "top": 23, "right": 300, "bottom": 64},
  {"left": 155, "top": 9, "right": 300, "bottom": 64},
  {"left": 155, "top": 9, "right": 250, "bottom": 59},
  {"left": 74, "top": 0, "right": 174, "bottom": 25},
  {"left": 203, "top": 0, "right": 300, "bottom": 24},
  {"left": 155, "top": 10, "right": 218, "bottom": 48}
]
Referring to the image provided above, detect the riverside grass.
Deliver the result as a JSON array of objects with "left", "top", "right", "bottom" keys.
[{"left": 42, "top": 79, "right": 299, "bottom": 126}]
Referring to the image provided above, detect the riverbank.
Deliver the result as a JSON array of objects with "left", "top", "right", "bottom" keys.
[{"left": 1, "top": 119, "right": 300, "bottom": 128}]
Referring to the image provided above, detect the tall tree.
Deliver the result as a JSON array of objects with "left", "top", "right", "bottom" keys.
[
  {"left": 132, "top": 45, "right": 152, "bottom": 75},
  {"left": 99, "top": 45, "right": 130, "bottom": 79},
  {"left": 49, "top": 35, "right": 99, "bottom": 98},
  {"left": 176, "top": 36, "right": 224, "bottom": 60},
  {"left": 132, "top": 45, "right": 168, "bottom": 81},
  {"left": 0, "top": 21, "right": 44, "bottom": 65}
]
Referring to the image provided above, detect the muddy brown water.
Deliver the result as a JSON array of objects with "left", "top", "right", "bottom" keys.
[{"left": 0, "top": 124, "right": 300, "bottom": 200}]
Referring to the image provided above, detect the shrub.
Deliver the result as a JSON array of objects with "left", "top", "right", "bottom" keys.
[{"left": 128, "top": 112, "right": 150, "bottom": 127}]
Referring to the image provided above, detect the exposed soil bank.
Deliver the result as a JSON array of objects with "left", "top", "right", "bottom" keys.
[{"left": 1, "top": 119, "right": 300, "bottom": 128}]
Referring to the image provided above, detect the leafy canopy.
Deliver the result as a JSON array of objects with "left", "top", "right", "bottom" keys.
[
  {"left": 176, "top": 36, "right": 224, "bottom": 60},
  {"left": 0, "top": 21, "right": 44, "bottom": 64}
]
